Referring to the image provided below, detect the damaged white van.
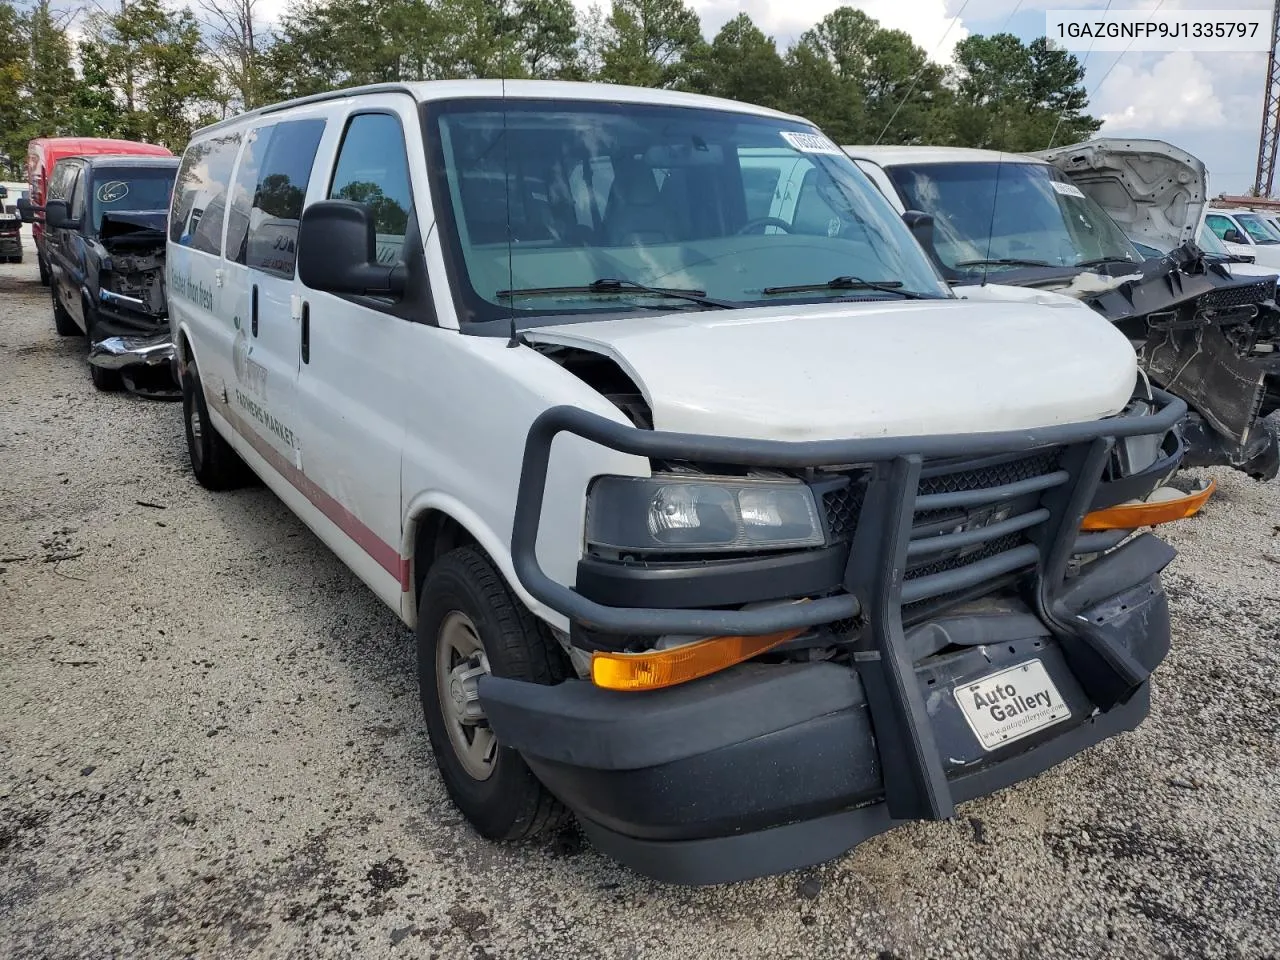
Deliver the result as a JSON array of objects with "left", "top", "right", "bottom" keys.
[{"left": 168, "top": 81, "right": 1189, "bottom": 885}]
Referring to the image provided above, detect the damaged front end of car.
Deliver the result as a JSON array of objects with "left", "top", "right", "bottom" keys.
[
  {"left": 89, "top": 211, "right": 177, "bottom": 398},
  {"left": 1041, "top": 245, "right": 1280, "bottom": 480}
]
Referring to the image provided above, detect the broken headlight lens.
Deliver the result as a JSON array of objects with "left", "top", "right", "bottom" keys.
[{"left": 585, "top": 475, "right": 825, "bottom": 553}]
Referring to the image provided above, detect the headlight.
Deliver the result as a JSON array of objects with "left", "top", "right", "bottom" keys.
[{"left": 585, "top": 475, "right": 825, "bottom": 554}]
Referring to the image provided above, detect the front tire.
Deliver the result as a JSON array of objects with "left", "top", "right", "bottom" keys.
[
  {"left": 38, "top": 252, "right": 49, "bottom": 285},
  {"left": 418, "top": 546, "right": 570, "bottom": 841},
  {"left": 181, "top": 356, "right": 252, "bottom": 490},
  {"left": 84, "top": 299, "right": 123, "bottom": 392}
]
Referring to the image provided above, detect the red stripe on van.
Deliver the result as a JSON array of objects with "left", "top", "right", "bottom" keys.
[{"left": 214, "top": 394, "right": 412, "bottom": 591}]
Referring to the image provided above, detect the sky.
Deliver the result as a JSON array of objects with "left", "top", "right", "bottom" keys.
[{"left": 567, "top": 0, "right": 1273, "bottom": 195}]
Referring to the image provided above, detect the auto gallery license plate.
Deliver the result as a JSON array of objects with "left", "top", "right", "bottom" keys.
[{"left": 955, "top": 660, "right": 1071, "bottom": 751}]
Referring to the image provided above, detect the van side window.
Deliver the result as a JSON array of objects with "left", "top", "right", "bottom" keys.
[
  {"left": 170, "top": 132, "right": 242, "bottom": 255},
  {"left": 226, "top": 123, "right": 273, "bottom": 266},
  {"left": 245, "top": 118, "right": 326, "bottom": 277},
  {"left": 1205, "top": 214, "right": 1234, "bottom": 241},
  {"left": 328, "top": 113, "right": 413, "bottom": 265}
]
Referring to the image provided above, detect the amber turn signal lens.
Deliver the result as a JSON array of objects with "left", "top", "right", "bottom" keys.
[
  {"left": 1080, "top": 480, "right": 1216, "bottom": 531},
  {"left": 590, "top": 628, "right": 805, "bottom": 692}
]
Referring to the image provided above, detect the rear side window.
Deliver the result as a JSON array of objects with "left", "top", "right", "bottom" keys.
[
  {"left": 243, "top": 118, "right": 326, "bottom": 278},
  {"left": 170, "top": 132, "right": 242, "bottom": 255},
  {"left": 328, "top": 113, "right": 413, "bottom": 265}
]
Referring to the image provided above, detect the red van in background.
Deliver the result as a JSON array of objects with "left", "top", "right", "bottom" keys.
[{"left": 21, "top": 137, "right": 173, "bottom": 285}]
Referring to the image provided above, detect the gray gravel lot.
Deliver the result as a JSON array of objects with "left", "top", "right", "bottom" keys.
[{"left": 2, "top": 238, "right": 1279, "bottom": 960}]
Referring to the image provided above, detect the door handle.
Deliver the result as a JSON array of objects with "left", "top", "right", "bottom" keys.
[
  {"left": 301, "top": 301, "right": 310, "bottom": 364},
  {"left": 251, "top": 284, "right": 259, "bottom": 337}
]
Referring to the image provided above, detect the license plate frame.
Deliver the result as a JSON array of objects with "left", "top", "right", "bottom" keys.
[{"left": 954, "top": 659, "right": 1071, "bottom": 752}]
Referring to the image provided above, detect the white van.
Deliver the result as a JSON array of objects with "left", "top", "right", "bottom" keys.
[
  {"left": 168, "top": 81, "right": 1189, "bottom": 885},
  {"left": 1205, "top": 207, "right": 1280, "bottom": 269}
]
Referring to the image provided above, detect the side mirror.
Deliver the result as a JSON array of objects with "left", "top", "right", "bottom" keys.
[
  {"left": 901, "top": 209, "right": 936, "bottom": 250},
  {"left": 15, "top": 197, "right": 33, "bottom": 223},
  {"left": 44, "top": 199, "right": 75, "bottom": 230},
  {"left": 1223, "top": 227, "right": 1246, "bottom": 244},
  {"left": 297, "top": 200, "right": 405, "bottom": 297},
  {"left": 0, "top": 185, "right": 7, "bottom": 199}
]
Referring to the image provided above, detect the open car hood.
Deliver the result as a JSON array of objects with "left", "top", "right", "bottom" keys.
[
  {"left": 527, "top": 299, "right": 1137, "bottom": 441},
  {"left": 1032, "top": 139, "right": 1206, "bottom": 255}
]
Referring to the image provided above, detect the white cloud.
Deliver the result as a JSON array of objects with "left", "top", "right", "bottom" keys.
[{"left": 1094, "top": 51, "right": 1230, "bottom": 131}]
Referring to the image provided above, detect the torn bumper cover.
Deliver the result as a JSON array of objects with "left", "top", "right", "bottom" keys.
[{"left": 478, "top": 391, "right": 1187, "bottom": 884}]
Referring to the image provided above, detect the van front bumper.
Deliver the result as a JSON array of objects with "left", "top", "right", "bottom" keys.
[
  {"left": 494, "top": 390, "right": 1187, "bottom": 884},
  {"left": 480, "top": 533, "right": 1173, "bottom": 885}
]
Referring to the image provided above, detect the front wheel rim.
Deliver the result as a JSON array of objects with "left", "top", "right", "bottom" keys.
[{"left": 436, "top": 610, "right": 496, "bottom": 781}]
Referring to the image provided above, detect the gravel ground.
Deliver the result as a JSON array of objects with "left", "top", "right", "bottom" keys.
[{"left": 2, "top": 237, "right": 1279, "bottom": 960}]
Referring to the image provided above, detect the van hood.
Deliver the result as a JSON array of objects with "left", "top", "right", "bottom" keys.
[
  {"left": 1032, "top": 139, "right": 1206, "bottom": 254},
  {"left": 528, "top": 300, "right": 1137, "bottom": 441}
]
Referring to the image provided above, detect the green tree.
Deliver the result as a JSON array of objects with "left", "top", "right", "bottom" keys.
[
  {"left": 787, "top": 7, "right": 948, "bottom": 145},
  {"left": 686, "top": 13, "right": 786, "bottom": 110},
  {"left": 86, "top": 0, "right": 220, "bottom": 150},
  {"left": 598, "top": 0, "right": 704, "bottom": 88},
  {"left": 948, "top": 33, "right": 1100, "bottom": 151},
  {"left": 0, "top": 1, "right": 24, "bottom": 174}
]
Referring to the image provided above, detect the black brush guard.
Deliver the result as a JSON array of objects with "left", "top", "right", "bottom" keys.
[{"left": 506, "top": 390, "right": 1187, "bottom": 828}]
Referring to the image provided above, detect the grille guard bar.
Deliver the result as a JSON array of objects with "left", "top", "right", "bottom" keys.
[
  {"left": 511, "top": 389, "right": 1186, "bottom": 637},
  {"left": 510, "top": 389, "right": 1186, "bottom": 824}
]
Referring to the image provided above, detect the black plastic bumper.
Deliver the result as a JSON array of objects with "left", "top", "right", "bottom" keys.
[{"left": 482, "top": 535, "right": 1173, "bottom": 884}]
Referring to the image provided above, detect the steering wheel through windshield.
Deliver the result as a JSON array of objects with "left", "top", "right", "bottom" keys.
[{"left": 735, "top": 217, "right": 793, "bottom": 236}]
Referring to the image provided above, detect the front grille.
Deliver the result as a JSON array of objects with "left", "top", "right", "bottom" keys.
[
  {"left": 1201, "top": 279, "right": 1275, "bottom": 311},
  {"left": 822, "top": 483, "right": 864, "bottom": 540},
  {"left": 917, "top": 448, "right": 1062, "bottom": 496}
]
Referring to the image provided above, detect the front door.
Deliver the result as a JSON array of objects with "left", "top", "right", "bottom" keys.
[{"left": 294, "top": 97, "right": 425, "bottom": 606}]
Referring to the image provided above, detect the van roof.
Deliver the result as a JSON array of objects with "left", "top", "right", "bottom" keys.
[
  {"left": 189, "top": 80, "right": 807, "bottom": 139},
  {"left": 841, "top": 145, "right": 1049, "bottom": 168},
  {"left": 29, "top": 137, "right": 173, "bottom": 157}
]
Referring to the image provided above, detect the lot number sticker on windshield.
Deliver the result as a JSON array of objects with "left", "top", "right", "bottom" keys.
[
  {"left": 955, "top": 660, "right": 1070, "bottom": 751},
  {"left": 1050, "top": 180, "right": 1086, "bottom": 199},
  {"left": 780, "top": 131, "right": 844, "bottom": 155},
  {"left": 97, "top": 181, "right": 130, "bottom": 203}
]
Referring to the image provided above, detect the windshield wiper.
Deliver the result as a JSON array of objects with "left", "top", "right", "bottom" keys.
[
  {"left": 1074, "top": 256, "right": 1140, "bottom": 269},
  {"left": 953, "top": 257, "right": 1056, "bottom": 269},
  {"left": 761, "top": 276, "right": 927, "bottom": 299},
  {"left": 495, "top": 278, "right": 735, "bottom": 309}
]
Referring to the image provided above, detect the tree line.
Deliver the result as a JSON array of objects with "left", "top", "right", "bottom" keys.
[{"left": 0, "top": 0, "right": 1102, "bottom": 176}]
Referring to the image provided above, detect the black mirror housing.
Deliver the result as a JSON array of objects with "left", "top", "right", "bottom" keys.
[
  {"left": 1223, "top": 228, "right": 1246, "bottom": 244},
  {"left": 15, "top": 197, "right": 33, "bottom": 223},
  {"left": 901, "top": 209, "right": 935, "bottom": 249},
  {"left": 44, "top": 199, "right": 74, "bottom": 229},
  {"left": 297, "top": 200, "right": 405, "bottom": 298}
]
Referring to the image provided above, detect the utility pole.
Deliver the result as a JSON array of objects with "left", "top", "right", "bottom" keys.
[{"left": 1254, "top": 0, "right": 1280, "bottom": 196}]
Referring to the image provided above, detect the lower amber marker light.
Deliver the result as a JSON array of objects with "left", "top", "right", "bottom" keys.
[
  {"left": 1080, "top": 479, "right": 1216, "bottom": 531},
  {"left": 591, "top": 627, "right": 805, "bottom": 692}
]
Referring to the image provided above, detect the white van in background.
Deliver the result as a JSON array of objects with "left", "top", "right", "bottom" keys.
[
  {"left": 1205, "top": 207, "right": 1280, "bottom": 269},
  {"left": 168, "top": 80, "right": 1188, "bottom": 885}
]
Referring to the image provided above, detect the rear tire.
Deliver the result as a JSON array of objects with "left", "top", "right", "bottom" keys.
[
  {"left": 418, "top": 546, "right": 571, "bottom": 841},
  {"left": 181, "top": 356, "right": 252, "bottom": 490},
  {"left": 51, "top": 286, "right": 78, "bottom": 336}
]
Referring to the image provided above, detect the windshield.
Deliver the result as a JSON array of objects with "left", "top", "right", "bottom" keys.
[
  {"left": 424, "top": 99, "right": 949, "bottom": 325},
  {"left": 884, "top": 161, "right": 1143, "bottom": 276},
  {"left": 91, "top": 170, "right": 175, "bottom": 232},
  {"left": 1197, "top": 223, "right": 1232, "bottom": 256},
  {"left": 1234, "top": 212, "right": 1280, "bottom": 244}
]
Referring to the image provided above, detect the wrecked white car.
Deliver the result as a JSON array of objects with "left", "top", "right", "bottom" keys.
[
  {"left": 171, "top": 81, "right": 1191, "bottom": 885},
  {"left": 845, "top": 141, "right": 1280, "bottom": 481}
]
